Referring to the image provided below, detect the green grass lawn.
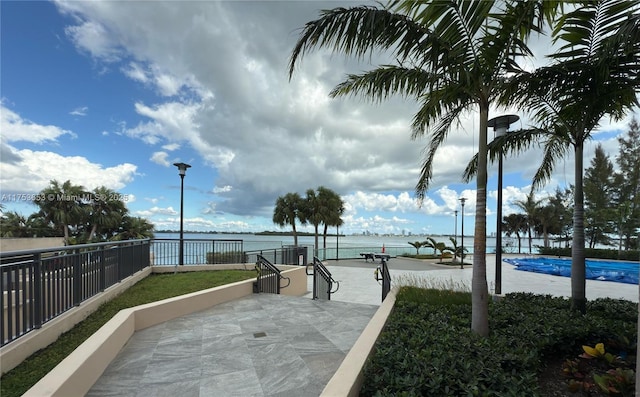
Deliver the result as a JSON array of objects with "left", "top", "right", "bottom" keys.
[{"left": 0, "top": 270, "right": 256, "bottom": 397}]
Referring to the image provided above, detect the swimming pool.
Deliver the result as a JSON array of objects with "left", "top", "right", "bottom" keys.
[{"left": 504, "top": 257, "right": 640, "bottom": 285}]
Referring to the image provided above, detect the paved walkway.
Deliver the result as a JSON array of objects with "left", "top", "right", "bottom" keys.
[{"left": 87, "top": 255, "right": 638, "bottom": 397}]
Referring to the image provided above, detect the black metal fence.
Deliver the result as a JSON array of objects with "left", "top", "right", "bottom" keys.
[
  {"left": 254, "top": 255, "right": 290, "bottom": 294},
  {"left": 244, "top": 245, "right": 310, "bottom": 266},
  {"left": 306, "top": 257, "right": 339, "bottom": 300},
  {"left": 151, "top": 239, "right": 244, "bottom": 265},
  {"left": 1, "top": 239, "right": 150, "bottom": 347}
]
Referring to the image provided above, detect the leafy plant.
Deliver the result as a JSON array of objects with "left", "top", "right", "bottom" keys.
[{"left": 594, "top": 368, "right": 635, "bottom": 396}]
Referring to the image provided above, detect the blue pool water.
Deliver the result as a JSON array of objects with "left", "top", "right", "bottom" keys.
[{"left": 504, "top": 257, "right": 640, "bottom": 285}]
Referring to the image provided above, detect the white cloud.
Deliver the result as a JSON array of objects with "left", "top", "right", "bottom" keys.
[
  {"left": 69, "top": 106, "right": 88, "bottom": 116},
  {"left": 1, "top": 105, "right": 76, "bottom": 143},
  {"left": 150, "top": 151, "right": 170, "bottom": 166},
  {"left": 135, "top": 206, "right": 178, "bottom": 217},
  {"left": 64, "top": 20, "right": 121, "bottom": 62},
  {"left": 36, "top": 1, "right": 638, "bottom": 233},
  {"left": 0, "top": 148, "right": 136, "bottom": 193}
]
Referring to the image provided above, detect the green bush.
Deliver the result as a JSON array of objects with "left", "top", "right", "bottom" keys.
[
  {"left": 537, "top": 246, "right": 639, "bottom": 261},
  {"left": 361, "top": 287, "right": 637, "bottom": 396},
  {"left": 205, "top": 250, "right": 246, "bottom": 264}
]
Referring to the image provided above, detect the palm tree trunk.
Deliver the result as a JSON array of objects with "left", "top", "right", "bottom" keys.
[
  {"left": 572, "top": 143, "right": 586, "bottom": 313},
  {"left": 471, "top": 101, "right": 490, "bottom": 336}
]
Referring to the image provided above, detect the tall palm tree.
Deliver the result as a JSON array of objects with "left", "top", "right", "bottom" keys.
[
  {"left": 318, "top": 187, "right": 344, "bottom": 250},
  {"left": 301, "top": 188, "right": 323, "bottom": 255},
  {"left": 289, "top": 0, "right": 554, "bottom": 336},
  {"left": 514, "top": 191, "right": 543, "bottom": 254},
  {"left": 273, "top": 192, "right": 304, "bottom": 246},
  {"left": 502, "top": 213, "right": 528, "bottom": 254},
  {"left": 494, "top": 0, "right": 640, "bottom": 312}
]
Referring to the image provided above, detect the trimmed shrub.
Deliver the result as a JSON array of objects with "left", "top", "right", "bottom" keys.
[{"left": 361, "top": 287, "right": 637, "bottom": 396}]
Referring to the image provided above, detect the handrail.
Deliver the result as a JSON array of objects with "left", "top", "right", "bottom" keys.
[
  {"left": 374, "top": 257, "right": 391, "bottom": 302},
  {"left": 309, "top": 256, "right": 339, "bottom": 300},
  {"left": 255, "top": 255, "right": 290, "bottom": 294}
]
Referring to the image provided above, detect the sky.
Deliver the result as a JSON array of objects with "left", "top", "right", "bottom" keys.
[{"left": 0, "top": 0, "right": 637, "bottom": 237}]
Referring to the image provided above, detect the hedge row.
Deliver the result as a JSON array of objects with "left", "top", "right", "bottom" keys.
[{"left": 361, "top": 288, "right": 637, "bottom": 396}]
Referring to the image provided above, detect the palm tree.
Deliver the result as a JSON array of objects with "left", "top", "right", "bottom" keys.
[
  {"left": 514, "top": 191, "right": 543, "bottom": 254},
  {"left": 87, "top": 186, "right": 128, "bottom": 241},
  {"left": 502, "top": 213, "right": 528, "bottom": 254},
  {"left": 318, "top": 187, "right": 344, "bottom": 249},
  {"left": 408, "top": 241, "right": 424, "bottom": 255},
  {"left": 494, "top": 0, "right": 640, "bottom": 312},
  {"left": 273, "top": 192, "right": 305, "bottom": 246},
  {"left": 0, "top": 211, "right": 29, "bottom": 237},
  {"left": 301, "top": 188, "right": 323, "bottom": 255},
  {"left": 289, "top": 0, "right": 555, "bottom": 336},
  {"left": 422, "top": 237, "right": 437, "bottom": 256},
  {"left": 34, "top": 180, "right": 87, "bottom": 245},
  {"left": 112, "top": 216, "right": 155, "bottom": 240}
]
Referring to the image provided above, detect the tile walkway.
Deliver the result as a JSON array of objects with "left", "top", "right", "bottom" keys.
[{"left": 87, "top": 254, "right": 638, "bottom": 397}]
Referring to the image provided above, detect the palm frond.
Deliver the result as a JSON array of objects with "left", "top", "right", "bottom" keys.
[
  {"left": 289, "top": 5, "right": 438, "bottom": 78},
  {"left": 328, "top": 65, "right": 438, "bottom": 102}
]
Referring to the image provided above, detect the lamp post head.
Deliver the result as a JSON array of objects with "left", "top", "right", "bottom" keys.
[
  {"left": 488, "top": 114, "right": 519, "bottom": 138},
  {"left": 173, "top": 162, "right": 191, "bottom": 176},
  {"left": 459, "top": 197, "right": 467, "bottom": 207}
]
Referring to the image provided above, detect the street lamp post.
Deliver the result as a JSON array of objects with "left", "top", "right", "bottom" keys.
[
  {"left": 459, "top": 197, "right": 466, "bottom": 269},
  {"left": 454, "top": 210, "right": 458, "bottom": 262},
  {"left": 173, "top": 162, "right": 191, "bottom": 267},
  {"left": 488, "top": 115, "right": 519, "bottom": 295}
]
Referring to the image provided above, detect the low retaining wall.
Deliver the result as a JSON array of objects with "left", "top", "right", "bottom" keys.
[
  {"left": 321, "top": 288, "right": 397, "bottom": 396},
  {"left": 0, "top": 267, "right": 152, "bottom": 374},
  {"left": 21, "top": 265, "right": 307, "bottom": 397}
]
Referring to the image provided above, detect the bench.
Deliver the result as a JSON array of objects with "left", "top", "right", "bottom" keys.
[{"left": 360, "top": 252, "right": 391, "bottom": 263}]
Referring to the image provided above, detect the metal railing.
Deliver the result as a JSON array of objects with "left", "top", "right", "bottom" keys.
[
  {"left": 151, "top": 239, "right": 244, "bottom": 265},
  {"left": 317, "top": 246, "right": 410, "bottom": 261},
  {"left": 374, "top": 257, "right": 391, "bottom": 302},
  {"left": 1, "top": 239, "right": 150, "bottom": 346},
  {"left": 306, "top": 256, "right": 339, "bottom": 300},
  {"left": 254, "top": 255, "right": 290, "bottom": 294},
  {"left": 244, "top": 245, "right": 309, "bottom": 266}
]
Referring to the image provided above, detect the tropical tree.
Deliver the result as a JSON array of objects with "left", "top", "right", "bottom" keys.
[
  {"left": 448, "top": 236, "right": 467, "bottom": 263},
  {"left": 422, "top": 236, "right": 437, "bottom": 256},
  {"left": 0, "top": 211, "right": 30, "bottom": 237},
  {"left": 300, "top": 188, "right": 323, "bottom": 255},
  {"left": 289, "top": 0, "right": 554, "bottom": 336},
  {"left": 533, "top": 202, "right": 559, "bottom": 249},
  {"left": 547, "top": 186, "right": 574, "bottom": 248},
  {"left": 493, "top": 0, "right": 640, "bottom": 312},
  {"left": 614, "top": 118, "right": 640, "bottom": 250},
  {"left": 87, "top": 186, "right": 128, "bottom": 241},
  {"left": 513, "top": 191, "right": 543, "bottom": 254},
  {"left": 273, "top": 192, "right": 305, "bottom": 246},
  {"left": 408, "top": 241, "right": 424, "bottom": 255},
  {"left": 318, "top": 187, "right": 344, "bottom": 250},
  {"left": 112, "top": 216, "right": 155, "bottom": 240},
  {"left": 33, "top": 180, "right": 87, "bottom": 244},
  {"left": 584, "top": 144, "right": 616, "bottom": 248},
  {"left": 433, "top": 241, "right": 453, "bottom": 262},
  {"left": 502, "top": 213, "right": 528, "bottom": 254}
]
